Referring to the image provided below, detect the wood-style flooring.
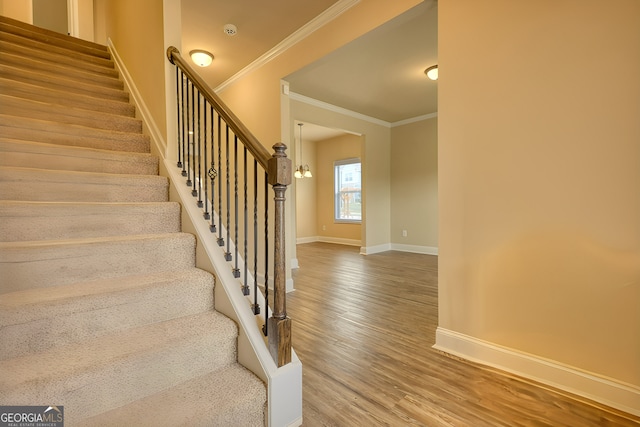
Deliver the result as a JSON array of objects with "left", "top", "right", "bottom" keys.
[{"left": 288, "top": 242, "right": 639, "bottom": 426}]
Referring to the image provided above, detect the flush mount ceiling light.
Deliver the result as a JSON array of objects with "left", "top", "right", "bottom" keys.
[
  {"left": 190, "top": 50, "right": 213, "bottom": 67},
  {"left": 425, "top": 65, "right": 438, "bottom": 80}
]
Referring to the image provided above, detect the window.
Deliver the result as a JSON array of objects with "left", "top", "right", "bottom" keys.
[{"left": 334, "top": 159, "right": 362, "bottom": 222}]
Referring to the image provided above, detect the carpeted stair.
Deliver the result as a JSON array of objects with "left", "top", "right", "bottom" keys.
[{"left": 0, "top": 15, "right": 266, "bottom": 426}]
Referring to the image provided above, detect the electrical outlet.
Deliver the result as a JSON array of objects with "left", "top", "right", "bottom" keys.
[
  {"left": 402, "top": 230, "right": 407, "bottom": 237},
  {"left": 322, "top": 225, "right": 326, "bottom": 231}
]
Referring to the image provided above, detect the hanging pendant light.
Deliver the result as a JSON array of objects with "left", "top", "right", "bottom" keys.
[{"left": 295, "top": 123, "right": 312, "bottom": 179}]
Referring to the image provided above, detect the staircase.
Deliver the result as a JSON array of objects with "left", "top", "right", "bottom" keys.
[{"left": 0, "top": 15, "right": 266, "bottom": 426}]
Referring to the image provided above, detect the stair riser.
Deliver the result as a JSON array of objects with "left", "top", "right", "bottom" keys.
[
  {"left": 0, "top": 272, "right": 215, "bottom": 359},
  {"left": 0, "top": 95, "right": 143, "bottom": 134},
  {"left": 0, "top": 124, "right": 150, "bottom": 153},
  {"left": 1, "top": 65, "right": 129, "bottom": 102},
  {"left": 0, "top": 39, "right": 117, "bottom": 79},
  {"left": 0, "top": 78, "right": 135, "bottom": 117},
  {"left": 1, "top": 51, "right": 124, "bottom": 90},
  {"left": 0, "top": 234, "right": 196, "bottom": 293},
  {"left": 2, "top": 322, "right": 237, "bottom": 422},
  {"left": 0, "top": 140, "right": 158, "bottom": 176},
  {"left": 0, "top": 20, "right": 110, "bottom": 59},
  {"left": 0, "top": 201, "right": 179, "bottom": 241}
]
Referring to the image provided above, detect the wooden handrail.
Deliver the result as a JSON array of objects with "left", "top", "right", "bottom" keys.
[{"left": 167, "top": 46, "right": 271, "bottom": 169}]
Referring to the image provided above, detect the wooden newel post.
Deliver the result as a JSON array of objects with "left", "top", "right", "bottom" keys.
[{"left": 267, "top": 142, "right": 292, "bottom": 367}]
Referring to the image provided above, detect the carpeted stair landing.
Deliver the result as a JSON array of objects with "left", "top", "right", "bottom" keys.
[{"left": 0, "top": 15, "right": 266, "bottom": 426}]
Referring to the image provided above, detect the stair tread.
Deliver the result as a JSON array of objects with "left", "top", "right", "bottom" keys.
[
  {"left": 0, "top": 231, "right": 193, "bottom": 250},
  {"left": 0, "top": 62, "right": 128, "bottom": 101},
  {"left": 0, "top": 138, "right": 155, "bottom": 163},
  {"left": 0, "top": 200, "right": 178, "bottom": 218},
  {"left": 0, "top": 113, "right": 145, "bottom": 141},
  {"left": 0, "top": 77, "right": 135, "bottom": 116},
  {"left": 0, "top": 120, "right": 150, "bottom": 154},
  {"left": 0, "top": 200, "right": 180, "bottom": 241},
  {"left": 78, "top": 364, "right": 266, "bottom": 427},
  {"left": 0, "top": 166, "right": 165, "bottom": 186},
  {"left": 0, "top": 268, "right": 212, "bottom": 321},
  {"left": 0, "top": 95, "right": 141, "bottom": 133}
]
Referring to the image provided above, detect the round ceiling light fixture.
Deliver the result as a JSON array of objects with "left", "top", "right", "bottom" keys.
[
  {"left": 425, "top": 65, "right": 438, "bottom": 80},
  {"left": 190, "top": 50, "right": 213, "bottom": 67},
  {"left": 223, "top": 24, "right": 238, "bottom": 36}
]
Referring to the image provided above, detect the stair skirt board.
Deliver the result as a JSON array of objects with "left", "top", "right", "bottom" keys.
[{"left": 0, "top": 15, "right": 267, "bottom": 426}]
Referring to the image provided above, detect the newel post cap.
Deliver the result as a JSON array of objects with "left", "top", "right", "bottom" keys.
[{"left": 268, "top": 143, "right": 292, "bottom": 186}]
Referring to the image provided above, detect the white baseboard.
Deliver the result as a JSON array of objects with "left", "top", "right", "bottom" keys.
[
  {"left": 297, "top": 236, "right": 361, "bottom": 247},
  {"left": 360, "top": 243, "right": 391, "bottom": 255},
  {"left": 434, "top": 327, "right": 640, "bottom": 417},
  {"left": 296, "top": 236, "right": 318, "bottom": 244},
  {"left": 296, "top": 239, "right": 438, "bottom": 256},
  {"left": 390, "top": 243, "right": 438, "bottom": 255}
]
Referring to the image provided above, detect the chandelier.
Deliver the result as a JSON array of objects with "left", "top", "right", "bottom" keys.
[{"left": 294, "top": 123, "right": 312, "bottom": 178}]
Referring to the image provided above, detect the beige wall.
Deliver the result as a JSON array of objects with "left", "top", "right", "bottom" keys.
[
  {"left": 315, "top": 133, "right": 362, "bottom": 243},
  {"left": 94, "top": 0, "right": 167, "bottom": 142},
  {"left": 0, "top": 0, "right": 33, "bottom": 23},
  {"left": 390, "top": 117, "right": 437, "bottom": 248},
  {"left": 439, "top": 0, "right": 640, "bottom": 386}
]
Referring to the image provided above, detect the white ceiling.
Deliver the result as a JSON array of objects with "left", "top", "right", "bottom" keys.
[{"left": 181, "top": 0, "right": 438, "bottom": 139}]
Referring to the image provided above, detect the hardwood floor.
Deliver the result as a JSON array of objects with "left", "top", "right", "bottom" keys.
[{"left": 288, "top": 242, "right": 639, "bottom": 426}]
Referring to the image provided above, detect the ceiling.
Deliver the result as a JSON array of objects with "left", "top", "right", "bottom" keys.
[{"left": 181, "top": 0, "right": 437, "bottom": 139}]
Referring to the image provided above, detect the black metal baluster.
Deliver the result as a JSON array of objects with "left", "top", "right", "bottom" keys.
[
  {"left": 194, "top": 91, "right": 202, "bottom": 203},
  {"left": 241, "top": 145, "right": 249, "bottom": 294},
  {"left": 217, "top": 115, "right": 224, "bottom": 246},
  {"left": 207, "top": 106, "right": 216, "bottom": 224},
  {"left": 252, "top": 159, "right": 260, "bottom": 315},
  {"left": 224, "top": 125, "right": 232, "bottom": 260},
  {"left": 202, "top": 99, "right": 210, "bottom": 218},
  {"left": 180, "top": 76, "right": 187, "bottom": 177},
  {"left": 262, "top": 171, "right": 269, "bottom": 336},
  {"left": 175, "top": 69, "right": 183, "bottom": 169},
  {"left": 232, "top": 135, "right": 240, "bottom": 277},
  {"left": 186, "top": 82, "right": 193, "bottom": 187}
]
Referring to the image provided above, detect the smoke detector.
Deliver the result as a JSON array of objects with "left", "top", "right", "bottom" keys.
[{"left": 223, "top": 24, "right": 237, "bottom": 36}]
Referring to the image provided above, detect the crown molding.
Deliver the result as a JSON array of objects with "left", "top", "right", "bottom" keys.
[
  {"left": 392, "top": 112, "right": 438, "bottom": 127},
  {"left": 289, "top": 91, "right": 390, "bottom": 127},
  {"left": 290, "top": 91, "right": 437, "bottom": 128},
  {"left": 215, "top": 0, "right": 360, "bottom": 93}
]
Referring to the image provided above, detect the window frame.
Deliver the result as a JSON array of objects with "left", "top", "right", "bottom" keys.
[{"left": 334, "top": 158, "right": 362, "bottom": 224}]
